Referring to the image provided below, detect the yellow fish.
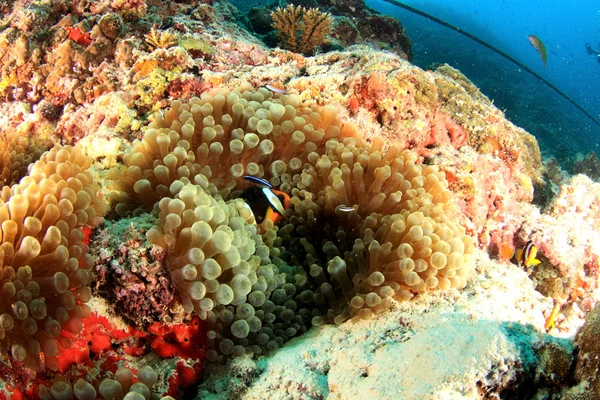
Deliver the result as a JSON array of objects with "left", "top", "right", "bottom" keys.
[{"left": 512, "top": 240, "right": 542, "bottom": 268}]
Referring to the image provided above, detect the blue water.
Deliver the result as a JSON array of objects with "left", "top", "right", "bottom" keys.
[{"left": 366, "top": 0, "right": 600, "bottom": 162}]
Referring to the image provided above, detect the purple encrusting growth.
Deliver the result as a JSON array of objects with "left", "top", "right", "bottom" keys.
[{"left": 92, "top": 213, "right": 184, "bottom": 326}]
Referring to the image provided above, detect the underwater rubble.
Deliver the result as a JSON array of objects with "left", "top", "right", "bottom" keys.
[{"left": 0, "top": 0, "right": 599, "bottom": 399}]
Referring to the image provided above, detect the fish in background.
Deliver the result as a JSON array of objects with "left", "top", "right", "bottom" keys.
[{"left": 528, "top": 34, "right": 547, "bottom": 68}]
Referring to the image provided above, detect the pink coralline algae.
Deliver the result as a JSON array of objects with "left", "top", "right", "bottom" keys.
[
  {"left": 426, "top": 108, "right": 469, "bottom": 149},
  {"left": 518, "top": 175, "right": 600, "bottom": 302},
  {"left": 215, "top": 39, "right": 268, "bottom": 67}
]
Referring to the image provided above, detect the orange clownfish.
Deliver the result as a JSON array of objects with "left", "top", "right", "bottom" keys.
[
  {"left": 512, "top": 240, "right": 542, "bottom": 268},
  {"left": 240, "top": 176, "right": 290, "bottom": 224}
]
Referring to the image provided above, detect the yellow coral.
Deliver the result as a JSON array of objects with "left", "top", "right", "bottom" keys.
[
  {"left": 135, "top": 67, "right": 182, "bottom": 107},
  {"left": 271, "top": 5, "right": 333, "bottom": 54},
  {"left": 132, "top": 59, "right": 159, "bottom": 79},
  {"left": 144, "top": 28, "right": 177, "bottom": 50},
  {"left": 0, "top": 72, "right": 18, "bottom": 94},
  {"left": 179, "top": 35, "right": 214, "bottom": 56}
]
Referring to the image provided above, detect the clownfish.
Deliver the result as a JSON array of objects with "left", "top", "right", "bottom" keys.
[
  {"left": 240, "top": 176, "right": 290, "bottom": 224},
  {"left": 512, "top": 240, "right": 542, "bottom": 268}
]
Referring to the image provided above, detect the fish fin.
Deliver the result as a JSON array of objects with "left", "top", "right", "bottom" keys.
[
  {"left": 500, "top": 243, "right": 514, "bottom": 261},
  {"left": 544, "top": 304, "right": 561, "bottom": 331},
  {"left": 528, "top": 258, "right": 542, "bottom": 267},
  {"left": 527, "top": 244, "right": 540, "bottom": 266},
  {"left": 240, "top": 202, "right": 257, "bottom": 224},
  {"left": 244, "top": 175, "right": 272, "bottom": 187}
]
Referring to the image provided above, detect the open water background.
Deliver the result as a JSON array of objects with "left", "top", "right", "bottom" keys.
[
  {"left": 233, "top": 0, "right": 600, "bottom": 163},
  {"left": 369, "top": 0, "right": 600, "bottom": 163}
]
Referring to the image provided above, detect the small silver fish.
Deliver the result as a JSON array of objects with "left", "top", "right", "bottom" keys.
[
  {"left": 336, "top": 205, "right": 357, "bottom": 213},
  {"left": 265, "top": 84, "right": 287, "bottom": 94}
]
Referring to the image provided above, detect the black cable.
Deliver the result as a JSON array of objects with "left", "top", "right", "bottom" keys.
[{"left": 381, "top": 0, "right": 600, "bottom": 129}]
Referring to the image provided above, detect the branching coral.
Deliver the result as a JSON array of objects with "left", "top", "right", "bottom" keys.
[
  {"left": 0, "top": 145, "right": 107, "bottom": 369},
  {"left": 271, "top": 4, "right": 333, "bottom": 54},
  {"left": 144, "top": 28, "right": 178, "bottom": 50}
]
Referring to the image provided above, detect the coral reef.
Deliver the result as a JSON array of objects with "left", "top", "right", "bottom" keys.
[
  {"left": 520, "top": 175, "right": 600, "bottom": 291},
  {"left": 510, "top": 174, "right": 600, "bottom": 337},
  {"left": 573, "top": 151, "right": 600, "bottom": 181},
  {"left": 562, "top": 302, "right": 600, "bottom": 399},
  {"left": 0, "top": 0, "right": 598, "bottom": 399},
  {"left": 271, "top": 5, "right": 334, "bottom": 55},
  {"left": 197, "top": 252, "right": 561, "bottom": 399},
  {"left": 247, "top": 0, "right": 412, "bottom": 60},
  {"left": 144, "top": 28, "right": 178, "bottom": 50},
  {"left": 92, "top": 214, "right": 181, "bottom": 326}
]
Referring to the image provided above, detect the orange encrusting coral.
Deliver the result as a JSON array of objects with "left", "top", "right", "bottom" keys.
[
  {"left": 65, "top": 27, "right": 92, "bottom": 47},
  {"left": 148, "top": 316, "right": 207, "bottom": 359}
]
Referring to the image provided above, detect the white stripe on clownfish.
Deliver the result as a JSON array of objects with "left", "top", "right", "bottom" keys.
[{"left": 262, "top": 187, "right": 285, "bottom": 215}]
